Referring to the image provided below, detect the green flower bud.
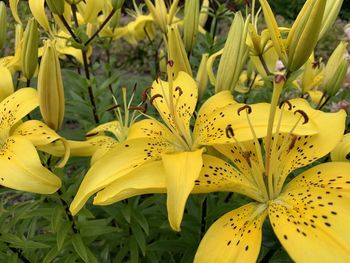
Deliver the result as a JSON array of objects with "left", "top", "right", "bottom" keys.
[
  {"left": 183, "top": 0, "right": 200, "bottom": 52},
  {"left": 46, "top": 0, "right": 65, "bottom": 15},
  {"left": 111, "top": 0, "right": 125, "bottom": 10},
  {"left": 323, "top": 42, "right": 349, "bottom": 96},
  {"left": 196, "top": 53, "right": 209, "bottom": 99},
  {"left": 286, "top": 0, "right": 326, "bottom": 72},
  {"left": 21, "top": 18, "right": 39, "bottom": 80},
  {"left": 0, "top": 2, "right": 7, "bottom": 50},
  {"left": 319, "top": 0, "right": 344, "bottom": 40},
  {"left": 38, "top": 40, "right": 65, "bottom": 131}
]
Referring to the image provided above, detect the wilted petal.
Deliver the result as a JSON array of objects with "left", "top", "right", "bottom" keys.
[
  {"left": 194, "top": 202, "right": 267, "bottom": 263},
  {"left": 269, "top": 162, "right": 350, "bottom": 262}
]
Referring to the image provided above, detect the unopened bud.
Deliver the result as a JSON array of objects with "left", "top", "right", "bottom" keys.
[
  {"left": 46, "top": 0, "right": 65, "bottom": 15},
  {"left": 21, "top": 18, "right": 39, "bottom": 80},
  {"left": 111, "top": 0, "right": 124, "bottom": 10},
  {"left": 286, "top": 0, "right": 326, "bottom": 72},
  {"left": 183, "top": 0, "right": 200, "bottom": 52},
  {"left": 196, "top": 53, "right": 209, "bottom": 99},
  {"left": 167, "top": 24, "right": 192, "bottom": 77},
  {"left": 0, "top": 2, "right": 7, "bottom": 49},
  {"left": 38, "top": 40, "right": 65, "bottom": 131},
  {"left": 15, "top": 24, "right": 23, "bottom": 51},
  {"left": 199, "top": 0, "right": 209, "bottom": 28},
  {"left": 319, "top": 0, "right": 343, "bottom": 40},
  {"left": 323, "top": 42, "right": 348, "bottom": 96}
]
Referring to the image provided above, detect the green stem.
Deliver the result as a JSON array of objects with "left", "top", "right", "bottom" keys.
[
  {"left": 84, "top": 8, "right": 117, "bottom": 47},
  {"left": 57, "top": 189, "right": 79, "bottom": 234},
  {"left": 58, "top": 14, "right": 80, "bottom": 43},
  {"left": 6, "top": 244, "right": 31, "bottom": 263}
]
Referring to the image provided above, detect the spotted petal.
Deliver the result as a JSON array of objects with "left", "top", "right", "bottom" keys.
[
  {"left": 274, "top": 99, "right": 347, "bottom": 192},
  {"left": 194, "top": 202, "right": 267, "bottom": 263},
  {"left": 269, "top": 162, "right": 350, "bottom": 262},
  {"left": 162, "top": 149, "right": 204, "bottom": 231},
  {"left": 93, "top": 160, "right": 166, "bottom": 205},
  {"left": 0, "top": 136, "right": 61, "bottom": 193},
  {"left": 0, "top": 88, "right": 38, "bottom": 132},
  {"left": 69, "top": 137, "right": 176, "bottom": 215},
  {"left": 192, "top": 154, "right": 265, "bottom": 202},
  {"left": 151, "top": 71, "right": 198, "bottom": 135}
]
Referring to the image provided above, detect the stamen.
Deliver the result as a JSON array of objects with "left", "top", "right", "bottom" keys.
[
  {"left": 237, "top": 105, "right": 252, "bottom": 116},
  {"left": 142, "top": 87, "right": 152, "bottom": 102},
  {"left": 288, "top": 135, "right": 297, "bottom": 151},
  {"left": 225, "top": 124, "right": 235, "bottom": 138},
  {"left": 106, "top": 104, "right": 120, "bottom": 111},
  {"left": 275, "top": 74, "right": 286, "bottom": 83},
  {"left": 167, "top": 60, "right": 174, "bottom": 67},
  {"left": 128, "top": 104, "right": 147, "bottom": 114},
  {"left": 150, "top": 94, "right": 164, "bottom": 105},
  {"left": 279, "top": 100, "right": 292, "bottom": 110},
  {"left": 175, "top": 86, "right": 183, "bottom": 97},
  {"left": 294, "top": 110, "right": 309, "bottom": 124}
]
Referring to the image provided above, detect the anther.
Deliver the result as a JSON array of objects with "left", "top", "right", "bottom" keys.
[
  {"left": 142, "top": 87, "right": 152, "bottom": 102},
  {"left": 129, "top": 104, "right": 147, "bottom": 113},
  {"left": 275, "top": 74, "right": 286, "bottom": 84},
  {"left": 150, "top": 94, "right": 163, "bottom": 105},
  {"left": 106, "top": 104, "right": 120, "bottom": 111},
  {"left": 86, "top": 132, "right": 98, "bottom": 137},
  {"left": 312, "top": 61, "right": 320, "bottom": 69},
  {"left": 237, "top": 105, "right": 252, "bottom": 116},
  {"left": 279, "top": 100, "right": 292, "bottom": 110},
  {"left": 175, "top": 86, "right": 183, "bottom": 96},
  {"left": 225, "top": 124, "right": 235, "bottom": 138},
  {"left": 294, "top": 110, "right": 309, "bottom": 124},
  {"left": 288, "top": 135, "right": 298, "bottom": 151},
  {"left": 167, "top": 60, "right": 174, "bottom": 67}
]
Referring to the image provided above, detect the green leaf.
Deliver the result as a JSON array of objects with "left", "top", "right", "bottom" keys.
[
  {"left": 132, "top": 210, "right": 149, "bottom": 235},
  {"left": 131, "top": 223, "right": 146, "bottom": 256},
  {"left": 51, "top": 206, "right": 63, "bottom": 232},
  {"left": 0, "top": 234, "right": 50, "bottom": 249},
  {"left": 71, "top": 234, "right": 89, "bottom": 263},
  {"left": 129, "top": 237, "right": 139, "bottom": 263},
  {"left": 43, "top": 246, "right": 59, "bottom": 263},
  {"left": 57, "top": 221, "right": 71, "bottom": 250}
]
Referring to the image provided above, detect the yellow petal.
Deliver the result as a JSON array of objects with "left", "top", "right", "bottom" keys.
[
  {"left": 9, "top": 0, "right": 21, "bottom": 24},
  {"left": 194, "top": 202, "right": 267, "bottom": 263},
  {"left": 69, "top": 137, "right": 176, "bottom": 215},
  {"left": 269, "top": 162, "right": 350, "bottom": 262},
  {"left": 193, "top": 154, "right": 265, "bottom": 202},
  {"left": 0, "top": 66, "right": 14, "bottom": 102},
  {"left": 162, "top": 149, "right": 204, "bottom": 231},
  {"left": 331, "top": 134, "right": 350, "bottom": 162},
  {"left": 0, "top": 136, "right": 61, "bottom": 193},
  {"left": 77, "top": 0, "right": 104, "bottom": 24},
  {"left": 151, "top": 71, "right": 198, "bottom": 133},
  {"left": 307, "top": 90, "right": 325, "bottom": 106},
  {"left": 206, "top": 49, "right": 223, "bottom": 85},
  {"left": 275, "top": 99, "right": 346, "bottom": 191},
  {"left": 28, "top": 0, "right": 50, "bottom": 31},
  {"left": 94, "top": 160, "right": 166, "bottom": 205},
  {"left": 0, "top": 88, "right": 38, "bottom": 131},
  {"left": 87, "top": 120, "right": 122, "bottom": 139}
]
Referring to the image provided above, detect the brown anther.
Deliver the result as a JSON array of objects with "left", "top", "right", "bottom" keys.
[
  {"left": 225, "top": 124, "right": 235, "bottom": 138},
  {"left": 275, "top": 74, "right": 286, "bottom": 84},
  {"left": 288, "top": 135, "right": 298, "bottom": 151},
  {"left": 106, "top": 104, "right": 120, "bottom": 111},
  {"left": 312, "top": 61, "right": 320, "bottom": 69},
  {"left": 142, "top": 87, "right": 152, "bottom": 102},
  {"left": 294, "top": 109, "right": 309, "bottom": 124},
  {"left": 167, "top": 60, "right": 174, "bottom": 67},
  {"left": 129, "top": 104, "right": 147, "bottom": 114},
  {"left": 237, "top": 105, "right": 252, "bottom": 116},
  {"left": 279, "top": 100, "right": 292, "bottom": 110},
  {"left": 150, "top": 94, "right": 163, "bottom": 105},
  {"left": 175, "top": 86, "right": 183, "bottom": 96},
  {"left": 86, "top": 132, "right": 98, "bottom": 137}
]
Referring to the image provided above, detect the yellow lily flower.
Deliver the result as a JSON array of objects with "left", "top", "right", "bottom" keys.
[
  {"left": 0, "top": 88, "right": 63, "bottom": 194},
  {"left": 69, "top": 64, "right": 319, "bottom": 231},
  {"left": 193, "top": 96, "right": 350, "bottom": 261},
  {"left": 331, "top": 133, "right": 350, "bottom": 162}
]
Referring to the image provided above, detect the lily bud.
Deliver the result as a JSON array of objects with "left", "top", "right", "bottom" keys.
[
  {"left": 46, "top": 0, "right": 65, "bottom": 15},
  {"left": 183, "top": 0, "right": 200, "bottom": 52},
  {"left": 167, "top": 24, "right": 192, "bottom": 77},
  {"left": 111, "top": 0, "right": 124, "bottom": 10},
  {"left": 21, "top": 18, "right": 39, "bottom": 80},
  {"left": 0, "top": 2, "right": 7, "bottom": 49},
  {"left": 199, "top": 0, "right": 209, "bottom": 28},
  {"left": 319, "top": 0, "right": 344, "bottom": 40},
  {"left": 37, "top": 40, "right": 65, "bottom": 131},
  {"left": 196, "top": 53, "right": 209, "bottom": 99},
  {"left": 215, "top": 12, "right": 249, "bottom": 93},
  {"left": 15, "top": 24, "right": 23, "bottom": 51},
  {"left": 286, "top": 0, "right": 326, "bottom": 72},
  {"left": 322, "top": 42, "right": 349, "bottom": 97}
]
